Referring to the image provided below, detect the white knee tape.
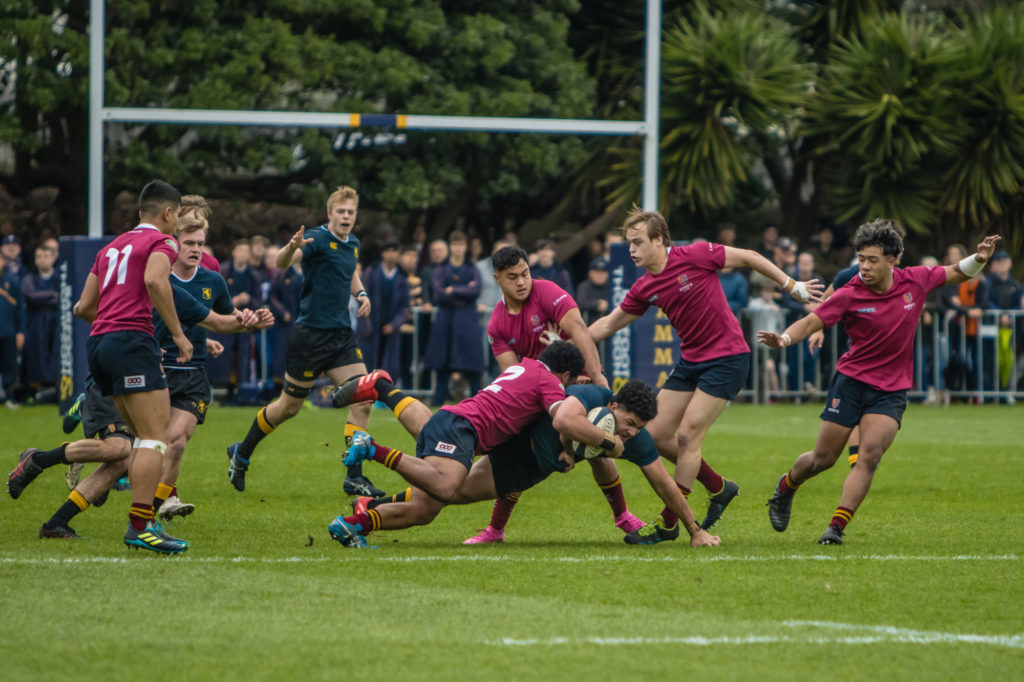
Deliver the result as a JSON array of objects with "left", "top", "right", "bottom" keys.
[
  {"left": 137, "top": 439, "right": 168, "bottom": 455},
  {"left": 133, "top": 438, "right": 142, "bottom": 449}
]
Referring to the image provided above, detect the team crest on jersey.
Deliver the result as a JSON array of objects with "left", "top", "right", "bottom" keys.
[
  {"left": 677, "top": 274, "right": 692, "bottom": 292},
  {"left": 678, "top": 274, "right": 688, "bottom": 286},
  {"left": 531, "top": 315, "right": 541, "bottom": 326},
  {"left": 903, "top": 292, "right": 913, "bottom": 303},
  {"left": 164, "top": 239, "right": 179, "bottom": 253},
  {"left": 124, "top": 375, "right": 145, "bottom": 389},
  {"left": 435, "top": 441, "right": 456, "bottom": 454},
  {"left": 202, "top": 287, "right": 212, "bottom": 300},
  {"left": 356, "top": 348, "right": 363, "bottom": 359},
  {"left": 330, "top": 242, "right": 338, "bottom": 250},
  {"left": 354, "top": 247, "right": 359, "bottom": 258}
]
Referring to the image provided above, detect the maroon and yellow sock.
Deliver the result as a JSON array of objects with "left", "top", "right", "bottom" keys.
[
  {"left": 368, "top": 488, "right": 411, "bottom": 510},
  {"left": 598, "top": 476, "right": 629, "bottom": 517},
  {"left": 830, "top": 506, "right": 854, "bottom": 531},
  {"left": 367, "top": 442, "right": 403, "bottom": 470},
  {"left": 489, "top": 493, "right": 521, "bottom": 531},
  {"left": 45, "top": 490, "right": 90, "bottom": 529},
  {"left": 847, "top": 445, "right": 859, "bottom": 467},
  {"left": 778, "top": 472, "right": 800, "bottom": 495},
  {"left": 660, "top": 482, "right": 691, "bottom": 527},
  {"left": 129, "top": 502, "right": 155, "bottom": 531},
  {"left": 153, "top": 482, "right": 173, "bottom": 509},
  {"left": 345, "top": 509, "right": 382, "bottom": 532},
  {"left": 696, "top": 458, "right": 725, "bottom": 495}
]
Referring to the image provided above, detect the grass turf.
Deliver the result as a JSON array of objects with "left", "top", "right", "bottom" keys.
[{"left": 0, "top": 402, "right": 1021, "bottom": 680}]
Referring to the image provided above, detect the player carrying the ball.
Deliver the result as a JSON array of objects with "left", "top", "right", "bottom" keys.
[{"left": 760, "top": 221, "right": 999, "bottom": 545}]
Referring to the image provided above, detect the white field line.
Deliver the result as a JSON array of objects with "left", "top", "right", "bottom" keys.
[
  {"left": 0, "top": 553, "right": 1018, "bottom": 566},
  {"left": 489, "top": 621, "right": 1024, "bottom": 649}
]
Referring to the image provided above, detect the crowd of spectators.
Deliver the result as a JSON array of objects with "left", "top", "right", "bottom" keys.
[{"left": 1, "top": 217, "right": 1021, "bottom": 408}]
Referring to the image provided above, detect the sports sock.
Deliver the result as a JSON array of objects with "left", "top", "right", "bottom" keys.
[
  {"left": 778, "top": 472, "right": 800, "bottom": 495},
  {"left": 376, "top": 381, "right": 416, "bottom": 418},
  {"left": 847, "top": 445, "right": 859, "bottom": 467},
  {"left": 238, "top": 407, "right": 275, "bottom": 458},
  {"left": 32, "top": 443, "right": 70, "bottom": 470},
  {"left": 660, "top": 482, "right": 691, "bottom": 527},
  {"left": 365, "top": 442, "right": 403, "bottom": 470},
  {"left": 598, "top": 476, "right": 628, "bottom": 517},
  {"left": 367, "top": 488, "right": 410, "bottom": 510},
  {"left": 129, "top": 502, "right": 155, "bottom": 531},
  {"left": 489, "top": 493, "right": 520, "bottom": 531},
  {"left": 153, "top": 482, "right": 173, "bottom": 509},
  {"left": 44, "top": 489, "right": 89, "bottom": 529},
  {"left": 830, "top": 506, "right": 854, "bottom": 531},
  {"left": 345, "top": 423, "right": 364, "bottom": 478},
  {"left": 696, "top": 458, "right": 725, "bottom": 495},
  {"left": 344, "top": 509, "right": 381, "bottom": 532}
]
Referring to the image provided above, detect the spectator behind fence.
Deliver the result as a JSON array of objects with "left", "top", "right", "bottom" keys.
[
  {"left": 718, "top": 265, "right": 749, "bottom": 318},
  {"left": 576, "top": 257, "right": 612, "bottom": 325},
  {"left": 210, "top": 239, "right": 264, "bottom": 398},
  {"left": 2, "top": 234, "right": 24, "bottom": 276},
  {"left": 808, "top": 224, "right": 846, "bottom": 283},
  {"left": 423, "top": 230, "right": 483, "bottom": 405},
  {"left": 398, "top": 245, "right": 426, "bottom": 388},
  {"left": 756, "top": 224, "right": 779, "bottom": 260},
  {"left": 421, "top": 239, "right": 449, "bottom": 307},
  {"left": 359, "top": 242, "right": 409, "bottom": 381},
  {"left": 267, "top": 258, "right": 302, "bottom": 385},
  {"left": 986, "top": 250, "right": 1021, "bottom": 396},
  {"left": 530, "top": 239, "right": 574, "bottom": 297},
  {"left": 1, "top": 255, "right": 26, "bottom": 406},
  {"left": 748, "top": 281, "right": 784, "bottom": 397},
  {"left": 20, "top": 244, "right": 60, "bottom": 393}
]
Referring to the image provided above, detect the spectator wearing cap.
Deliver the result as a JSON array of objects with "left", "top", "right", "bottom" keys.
[
  {"left": 808, "top": 224, "right": 846, "bottom": 283},
  {"left": 1, "top": 234, "right": 24, "bottom": 276},
  {"left": 20, "top": 243, "right": 60, "bottom": 392},
  {"left": 576, "top": 257, "right": 612, "bottom": 325},
  {"left": 772, "top": 236, "right": 798, "bottom": 276},
  {"left": 359, "top": 241, "right": 410, "bottom": 382},
  {"left": 986, "top": 250, "right": 1022, "bottom": 395},
  {"left": 0, "top": 254, "right": 26, "bottom": 406}
]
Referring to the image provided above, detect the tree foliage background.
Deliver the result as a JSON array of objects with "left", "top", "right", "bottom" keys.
[{"left": 1, "top": 0, "right": 1021, "bottom": 260}]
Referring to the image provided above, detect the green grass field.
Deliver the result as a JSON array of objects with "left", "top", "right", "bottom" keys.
[{"left": 1, "top": 402, "right": 1021, "bottom": 680}]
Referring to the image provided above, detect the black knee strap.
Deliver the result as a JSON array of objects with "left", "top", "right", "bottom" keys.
[{"left": 283, "top": 379, "right": 311, "bottom": 399}]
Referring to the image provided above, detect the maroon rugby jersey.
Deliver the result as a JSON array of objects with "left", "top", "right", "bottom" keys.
[{"left": 89, "top": 224, "right": 179, "bottom": 336}]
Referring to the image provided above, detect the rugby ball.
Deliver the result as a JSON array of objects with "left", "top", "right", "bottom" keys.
[{"left": 572, "top": 406, "right": 617, "bottom": 460}]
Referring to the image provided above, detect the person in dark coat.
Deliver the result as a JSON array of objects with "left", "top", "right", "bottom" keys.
[
  {"left": 0, "top": 255, "right": 26, "bottom": 405},
  {"left": 267, "top": 261, "right": 303, "bottom": 385},
  {"left": 21, "top": 243, "right": 60, "bottom": 390},
  {"left": 423, "top": 231, "right": 483, "bottom": 405},
  {"left": 209, "top": 239, "right": 263, "bottom": 396},
  {"left": 359, "top": 242, "right": 410, "bottom": 381}
]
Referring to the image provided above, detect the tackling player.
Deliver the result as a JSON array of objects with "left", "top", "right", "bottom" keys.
[
  {"left": 761, "top": 222, "right": 999, "bottom": 544},
  {"left": 464, "top": 245, "right": 646, "bottom": 544},
  {"left": 588, "top": 207, "right": 824, "bottom": 540},
  {"left": 327, "top": 342, "right": 618, "bottom": 547}
]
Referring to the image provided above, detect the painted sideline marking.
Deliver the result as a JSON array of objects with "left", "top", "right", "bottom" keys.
[
  {"left": 489, "top": 621, "right": 1024, "bottom": 649},
  {"left": 0, "top": 553, "right": 1017, "bottom": 565}
]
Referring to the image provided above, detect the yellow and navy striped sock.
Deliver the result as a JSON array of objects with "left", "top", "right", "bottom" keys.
[
  {"left": 848, "top": 445, "right": 859, "bottom": 467},
  {"left": 239, "top": 407, "right": 275, "bottom": 458},
  {"left": 153, "top": 482, "right": 173, "bottom": 509},
  {"left": 46, "top": 490, "right": 90, "bottom": 528}
]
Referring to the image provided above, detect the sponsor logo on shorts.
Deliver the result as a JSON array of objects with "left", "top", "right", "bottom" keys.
[
  {"left": 196, "top": 400, "right": 208, "bottom": 415},
  {"left": 827, "top": 397, "right": 841, "bottom": 413},
  {"left": 125, "top": 375, "right": 145, "bottom": 389},
  {"left": 304, "top": 370, "right": 315, "bottom": 378},
  {"left": 436, "top": 441, "right": 456, "bottom": 454}
]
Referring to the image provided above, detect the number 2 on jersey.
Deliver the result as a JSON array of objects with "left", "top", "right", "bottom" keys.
[
  {"left": 482, "top": 364, "right": 525, "bottom": 394},
  {"left": 101, "top": 244, "right": 134, "bottom": 290}
]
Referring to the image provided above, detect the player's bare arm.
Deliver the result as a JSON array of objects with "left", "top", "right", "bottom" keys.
[
  {"left": 945, "top": 235, "right": 1000, "bottom": 285},
  {"left": 588, "top": 307, "right": 640, "bottom": 343},
  {"left": 73, "top": 272, "right": 99, "bottom": 322},
  {"left": 640, "top": 459, "right": 721, "bottom": 547},
  {"left": 757, "top": 312, "right": 825, "bottom": 350},
  {"left": 145, "top": 251, "right": 193, "bottom": 363},
  {"left": 494, "top": 350, "right": 519, "bottom": 372},
  {"left": 551, "top": 396, "right": 624, "bottom": 457},
  {"left": 558, "top": 308, "right": 609, "bottom": 389},
  {"left": 277, "top": 225, "right": 312, "bottom": 268},
  {"left": 723, "top": 246, "right": 824, "bottom": 304}
]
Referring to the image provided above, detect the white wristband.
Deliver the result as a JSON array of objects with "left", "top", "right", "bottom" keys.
[
  {"left": 780, "top": 333, "right": 792, "bottom": 347},
  {"left": 958, "top": 255, "right": 985, "bottom": 278}
]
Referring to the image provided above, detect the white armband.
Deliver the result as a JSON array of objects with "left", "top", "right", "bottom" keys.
[
  {"left": 780, "top": 333, "right": 792, "bottom": 347},
  {"left": 958, "top": 255, "right": 985, "bottom": 278}
]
